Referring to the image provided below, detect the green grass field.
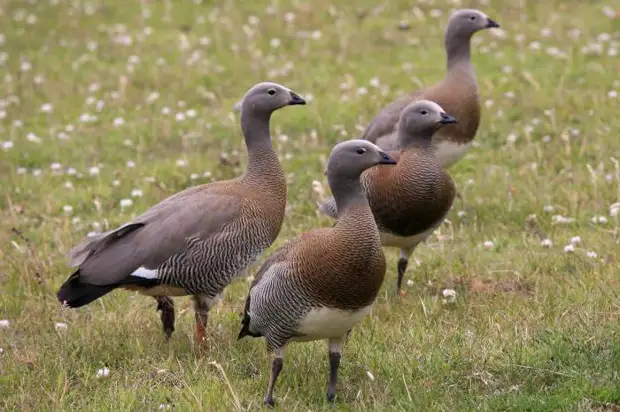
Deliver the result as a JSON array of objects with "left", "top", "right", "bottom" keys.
[{"left": 1, "top": 0, "right": 619, "bottom": 410}]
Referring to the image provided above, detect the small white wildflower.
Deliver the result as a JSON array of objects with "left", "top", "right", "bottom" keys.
[
  {"left": 406, "top": 279, "right": 414, "bottom": 286},
  {"left": 2, "top": 141, "right": 13, "bottom": 151},
  {"left": 190, "top": 173, "right": 199, "bottom": 180},
  {"left": 357, "top": 87, "right": 368, "bottom": 96},
  {"left": 0, "top": 320, "right": 10, "bottom": 328},
  {"left": 570, "top": 236, "right": 581, "bottom": 245},
  {"left": 609, "top": 90, "right": 618, "bottom": 99},
  {"left": 63, "top": 181, "right": 73, "bottom": 190},
  {"left": 540, "top": 238, "right": 553, "bottom": 248},
  {"left": 175, "top": 112, "right": 185, "bottom": 121},
  {"left": 21, "top": 60, "right": 32, "bottom": 72},
  {"left": 186, "top": 109, "right": 197, "bottom": 118},
  {"left": 366, "top": 370, "right": 375, "bottom": 381},
  {"left": 66, "top": 167, "right": 77, "bottom": 175},
  {"left": 146, "top": 92, "right": 159, "bottom": 104},
  {"left": 270, "top": 38, "right": 281, "bottom": 48},
  {"left": 26, "top": 132, "right": 41, "bottom": 143},
  {"left": 161, "top": 107, "right": 171, "bottom": 115},
  {"left": 176, "top": 159, "right": 188, "bottom": 167},
  {"left": 284, "top": 12, "right": 296, "bottom": 23},
  {"left": 457, "top": 210, "right": 466, "bottom": 218},
  {"left": 112, "top": 180, "right": 121, "bottom": 187},
  {"left": 563, "top": 244, "right": 575, "bottom": 253},
  {"left": 131, "top": 188, "right": 143, "bottom": 197},
  {"left": 88, "top": 166, "right": 100, "bottom": 176},
  {"left": 610, "top": 203, "right": 620, "bottom": 217},
  {"left": 442, "top": 289, "right": 456, "bottom": 298},
  {"left": 586, "top": 251, "right": 598, "bottom": 259},
  {"left": 63, "top": 205, "right": 73, "bottom": 215},
  {"left": 113, "top": 117, "right": 125, "bottom": 127},
  {"left": 119, "top": 198, "right": 133, "bottom": 208},
  {"left": 369, "top": 77, "right": 380, "bottom": 88},
  {"left": 96, "top": 367, "right": 110, "bottom": 378},
  {"left": 126, "top": 160, "right": 136, "bottom": 168},
  {"left": 57, "top": 131, "right": 69, "bottom": 140},
  {"left": 32, "top": 169, "right": 42, "bottom": 177},
  {"left": 0, "top": 348, "right": 4, "bottom": 354},
  {"left": 16, "top": 167, "right": 27, "bottom": 174},
  {"left": 40, "top": 103, "right": 53, "bottom": 113},
  {"left": 591, "top": 215, "right": 608, "bottom": 225},
  {"left": 54, "top": 322, "right": 68, "bottom": 331},
  {"left": 552, "top": 215, "right": 575, "bottom": 224},
  {"left": 483, "top": 240, "right": 494, "bottom": 249},
  {"left": 543, "top": 205, "right": 554, "bottom": 213}
]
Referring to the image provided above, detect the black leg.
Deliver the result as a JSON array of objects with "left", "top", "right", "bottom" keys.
[
  {"left": 397, "top": 257, "right": 408, "bottom": 294},
  {"left": 155, "top": 296, "right": 175, "bottom": 339},
  {"left": 326, "top": 351, "right": 341, "bottom": 402},
  {"left": 264, "top": 356, "right": 283, "bottom": 407}
]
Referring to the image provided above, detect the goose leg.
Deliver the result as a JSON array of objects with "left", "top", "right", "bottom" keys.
[
  {"left": 397, "top": 248, "right": 413, "bottom": 297},
  {"left": 155, "top": 296, "right": 175, "bottom": 339},
  {"left": 326, "top": 337, "right": 343, "bottom": 403},
  {"left": 193, "top": 294, "right": 221, "bottom": 345},
  {"left": 264, "top": 348, "right": 284, "bottom": 407}
]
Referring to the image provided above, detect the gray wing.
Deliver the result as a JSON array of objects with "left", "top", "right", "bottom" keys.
[
  {"left": 361, "top": 95, "right": 413, "bottom": 143},
  {"left": 68, "top": 185, "right": 243, "bottom": 286},
  {"left": 318, "top": 197, "right": 338, "bottom": 219}
]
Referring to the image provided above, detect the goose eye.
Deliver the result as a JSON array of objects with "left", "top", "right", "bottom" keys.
[
  {"left": 420, "top": 110, "right": 428, "bottom": 115},
  {"left": 267, "top": 88, "right": 276, "bottom": 96},
  {"left": 469, "top": 15, "right": 476, "bottom": 20},
  {"left": 356, "top": 148, "right": 366, "bottom": 155}
]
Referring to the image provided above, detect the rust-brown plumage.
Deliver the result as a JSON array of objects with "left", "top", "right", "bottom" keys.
[
  {"left": 363, "top": 9, "right": 500, "bottom": 169},
  {"left": 239, "top": 139, "right": 396, "bottom": 406},
  {"left": 320, "top": 100, "right": 457, "bottom": 295}
]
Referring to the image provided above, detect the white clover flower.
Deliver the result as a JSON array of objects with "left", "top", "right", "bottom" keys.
[
  {"left": 96, "top": 367, "right": 110, "bottom": 378},
  {"left": 63, "top": 205, "right": 73, "bottom": 215},
  {"left": 88, "top": 166, "right": 100, "bottom": 176},
  {"left": 483, "top": 240, "right": 494, "bottom": 249},
  {"left": 131, "top": 189, "right": 143, "bottom": 198},
  {"left": 113, "top": 117, "right": 125, "bottom": 127},
  {"left": 40, "top": 103, "right": 53, "bottom": 113},
  {"left": 570, "top": 236, "right": 581, "bottom": 245},
  {"left": 54, "top": 322, "right": 68, "bottom": 331},
  {"left": 0, "top": 320, "right": 10, "bottom": 328},
  {"left": 563, "top": 244, "right": 575, "bottom": 253},
  {"left": 119, "top": 199, "right": 133, "bottom": 208},
  {"left": 586, "top": 251, "right": 598, "bottom": 259},
  {"left": 540, "top": 238, "right": 553, "bottom": 248},
  {"left": 2, "top": 141, "right": 13, "bottom": 151}
]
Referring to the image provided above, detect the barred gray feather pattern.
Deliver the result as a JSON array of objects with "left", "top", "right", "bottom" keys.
[
  {"left": 244, "top": 207, "right": 386, "bottom": 352},
  {"left": 156, "top": 222, "right": 271, "bottom": 297}
]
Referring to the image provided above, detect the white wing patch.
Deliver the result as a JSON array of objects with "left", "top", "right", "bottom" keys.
[{"left": 131, "top": 267, "right": 159, "bottom": 279}]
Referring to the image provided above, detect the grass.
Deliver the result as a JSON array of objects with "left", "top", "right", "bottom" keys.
[{"left": 1, "top": 0, "right": 619, "bottom": 410}]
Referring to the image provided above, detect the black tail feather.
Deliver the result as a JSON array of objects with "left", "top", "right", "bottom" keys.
[
  {"left": 56, "top": 270, "right": 117, "bottom": 308},
  {"left": 238, "top": 295, "right": 262, "bottom": 340},
  {"left": 238, "top": 313, "right": 261, "bottom": 340}
]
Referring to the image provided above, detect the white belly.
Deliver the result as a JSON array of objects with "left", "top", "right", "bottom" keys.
[
  {"left": 294, "top": 305, "right": 372, "bottom": 341},
  {"left": 379, "top": 227, "right": 435, "bottom": 252},
  {"left": 434, "top": 140, "right": 472, "bottom": 169}
]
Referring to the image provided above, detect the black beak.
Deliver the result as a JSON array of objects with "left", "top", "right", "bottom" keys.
[
  {"left": 439, "top": 112, "right": 458, "bottom": 124},
  {"left": 288, "top": 91, "right": 306, "bottom": 106},
  {"left": 486, "top": 18, "right": 500, "bottom": 29},
  {"left": 378, "top": 151, "right": 397, "bottom": 165}
]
